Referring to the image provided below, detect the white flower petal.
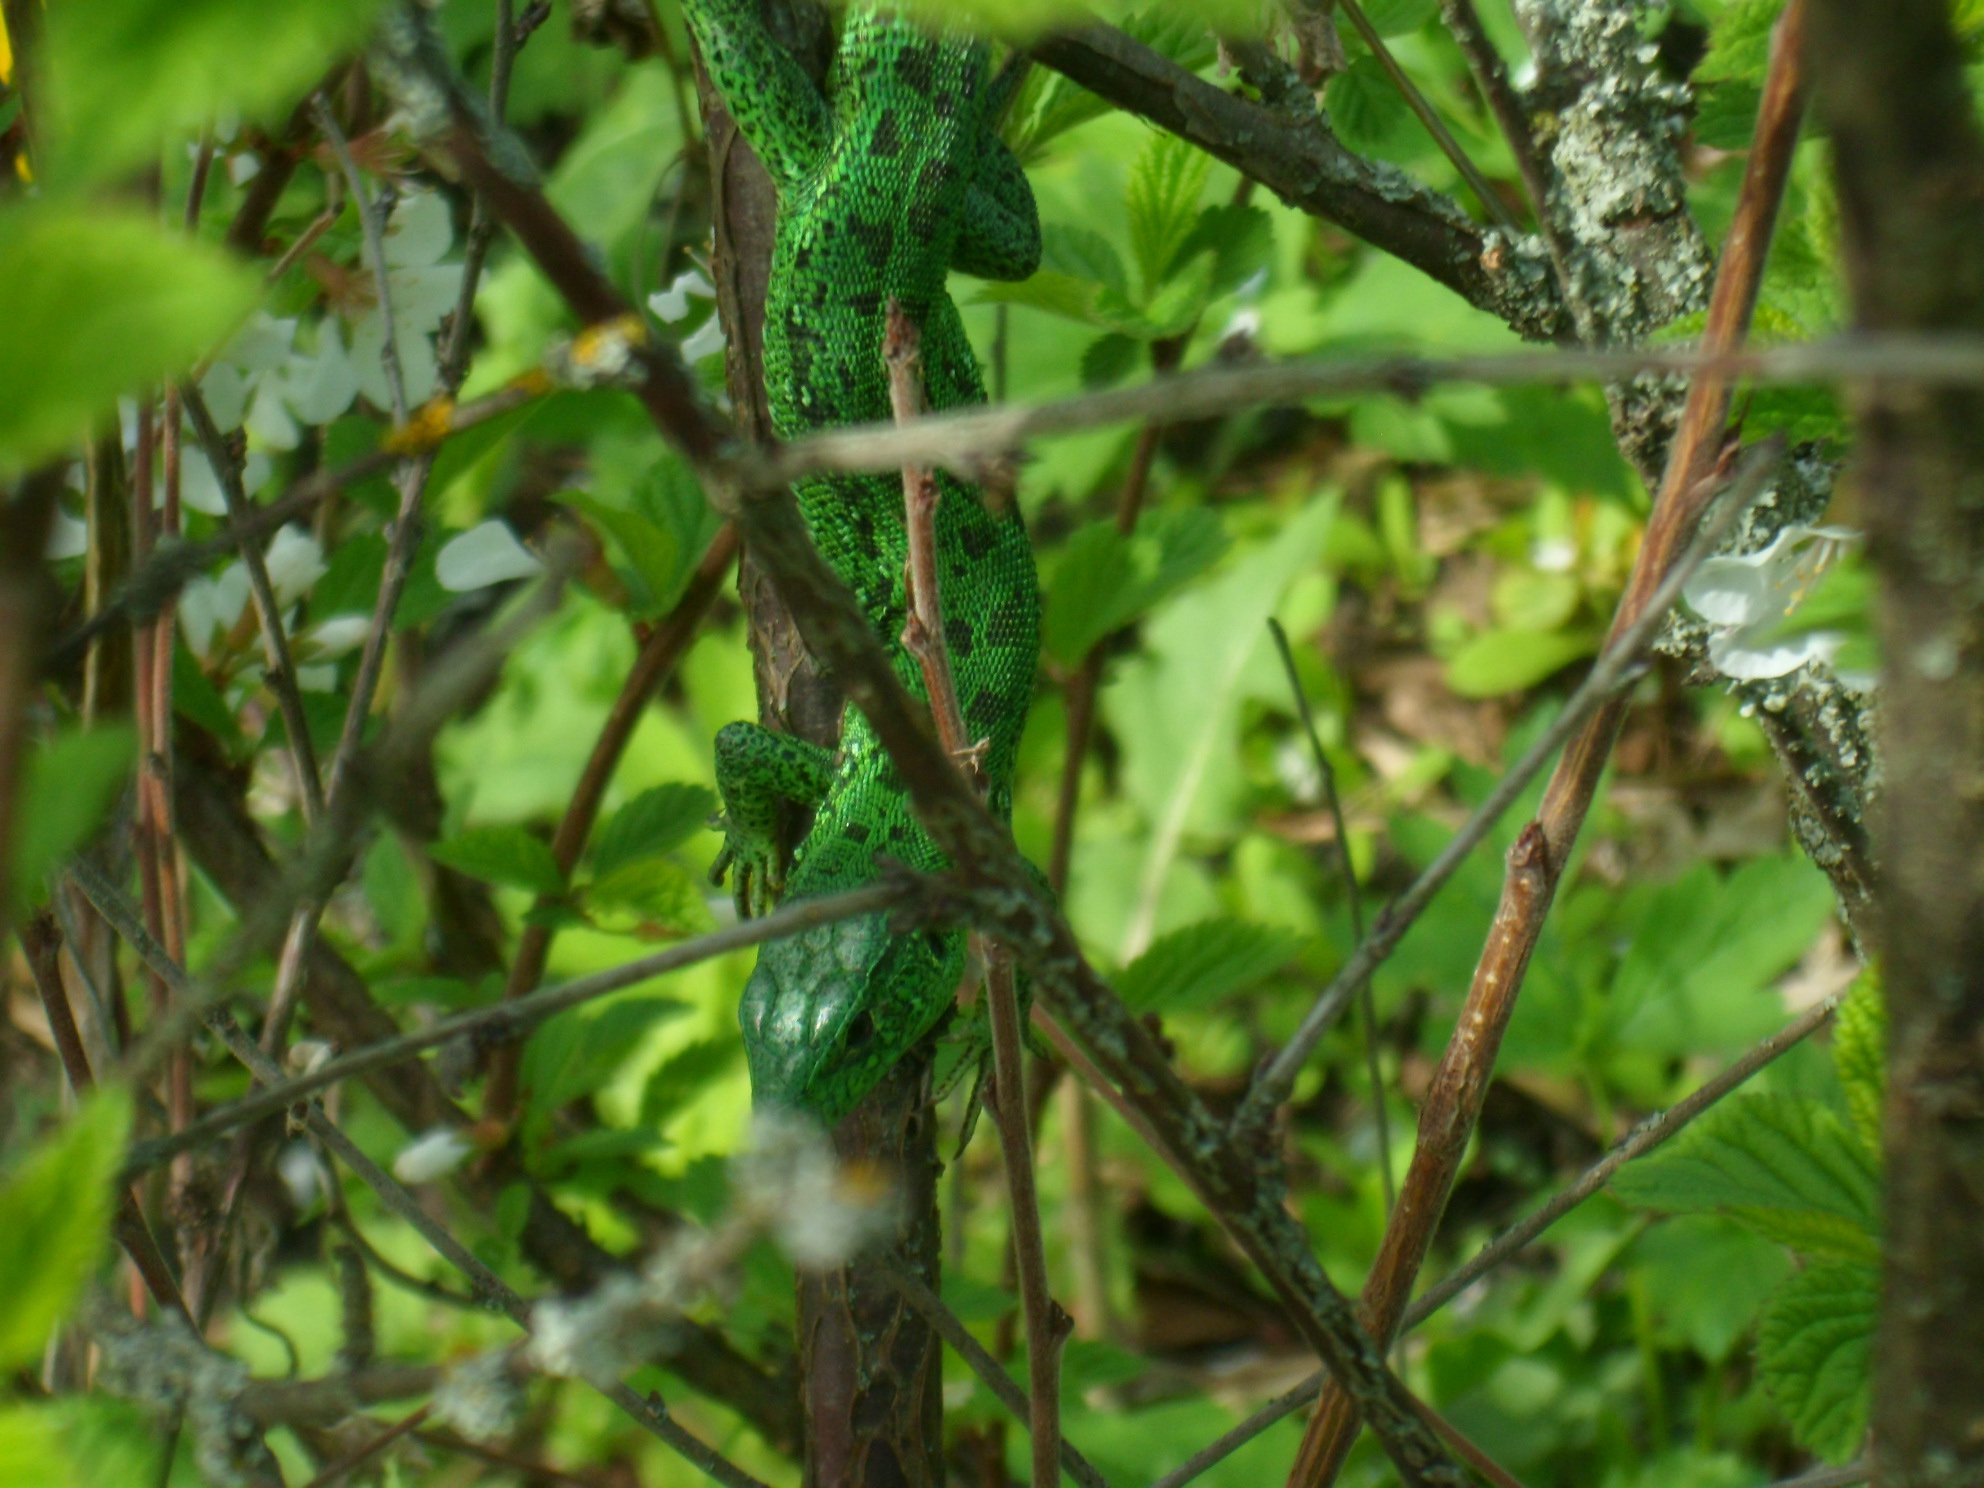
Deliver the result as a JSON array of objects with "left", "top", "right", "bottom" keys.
[
  {"left": 281, "top": 322, "right": 361, "bottom": 424},
  {"left": 45, "top": 506, "right": 88, "bottom": 560},
  {"left": 382, "top": 189, "right": 454, "bottom": 268},
  {"left": 302, "top": 614, "right": 373, "bottom": 658},
  {"left": 199, "top": 362, "right": 250, "bottom": 432},
  {"left": 264, "top": 527, "right": 327, "bottom": 607},
  {"left": 276, "top": 1142, "right": 323, "bottom": 1211},
  {"left": 648, "top": 269, "right": 714, "bottom": 323},
  {"left": 437, "top": 521, "right": 543, "bottom": 592},
  {"left": 680, "top": 315, "right": 728, "bottom": 364},
  {"left": 391, "top": 262, "right": 468, "bottom": 330},
  {"left": 1684, "top": 553, "right": 1776, "bottom": 628},
  {"left": 228, "top": 152, "right": 262, "bottom": 186},
  {"left": 393, "top": 1127, "right": 474, "bottom": 1183},
  {"left": 245, "top": 379, "right": 302, "bottom": 452},
  {"left": 180, "top": 564, "right": 252, "bottom": 655},
  {"left": 179, "top": 447, "right": 229, "bottom": 517},
  {"left": 1708, "top": 622, "right": 1841, "bottom": 681}
]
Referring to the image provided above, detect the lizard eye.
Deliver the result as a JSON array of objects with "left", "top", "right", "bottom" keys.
[{"left": 845, "top": 1010, "right": 876, "bottom": 1050}]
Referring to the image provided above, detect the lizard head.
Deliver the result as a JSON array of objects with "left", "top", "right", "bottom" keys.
[{"left": 739, "top": 909, "right": 966, "bottom": 1125}]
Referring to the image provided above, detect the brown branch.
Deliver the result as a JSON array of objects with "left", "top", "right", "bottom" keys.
[
  {"left": 1804, "top": 0, "right": 1984, "bottom": 1477},
  {"left": 70, "top": 859, "right": 775, "bottom": 1488},
  {"left": 887, "top": 297, "right": 1064, "bottom": 1487},
  {"left": 1030, "top": 23, "right": 1565, "bottom": 339},
  {"left": 1284, "top": 8, "right": 1812, "bottom": 1481}
]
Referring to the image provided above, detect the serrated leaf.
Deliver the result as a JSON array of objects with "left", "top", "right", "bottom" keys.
[
  {"left": 1758, "top": 1261, "right": 1876, "bottom": 1462},
  {"left": 0, "top": 208, "right": 259, "bottom": 467},
  {"left": 1171, "top": 203, "right": 1275, "bottom": 300},
  {"left": 1444, "top": 627, "right": 1598, "bottom": 697},
  {"left": 1694, "top": 80, "right": 1762, "bottom": 150},
  {"left": 429, "top": 825, "right": 565, "bottom": 896},
  {"left": 1326, "top": 56, "right": 1419, "bottom": 159},
  {"left": 41, "top": 0, "right": 386, "bottom": 183},
  {"left": 1612, "top": 1094, "right": 1879, "bottom": 1262},
  {"left": 11, "top": 725, "right": 137, "bottom": 913},
  {"left": 592, "top": 784, "right": 717, "bottom": 878},
  {"left": 1080, "top": 332, "right": 1141, "bottom": 389},
  {"left": 1042, "top": 222, "right": 1130, "bottom": 298},
  {"left": 0, "top": 1091, "right": 133, "bottom": 1372},
  {"left": 585, "top": 857, "right": 715, "bottom": 936},
  {"left": 1832, "top": 969, "right": 1885, "bottom": 1153},
  {"left": 1044, "top": 508, "right": 1231, "bottom": 667},
  {"left": 1697, "top": 0, "right": 1787, "bottom": 83},
  {"left": 1127, "top": 133, "right": 1211, "bottom": 295},
  {"left": 1117, "top": 918, "right": 1310, "bottom": 1013},
  {"left": 567, "top": 491, "right": 683, "bottom": 620}
]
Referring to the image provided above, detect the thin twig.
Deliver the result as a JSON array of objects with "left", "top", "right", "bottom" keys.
[
  {"left": 1153, "top": 985, "right": 1841, "bottom": 1488},
  {"left": 1287, "top": 15, "right": 1812, "bottom": 1476},
  {"left": 297, "top": 1404, "right": 433, "bottom": 1488},
  {"left": 1267, "top": 617, "right": 1389, "bottom": 1210},
  {"left": 885, "top": 299, "right": 1063, "bottom": 1486},
  {"left": 71, "top": 866, "right": 774, "bottom": 1488},
  {"left": 744, "top": 333, "right": 1984, "bottom": 490},
  {"left": 880, "top": 1260, "right": 1109, "bottom": 1488},
  {"left": 1240, "top": 440, "right": 1781, "bottom": 1122},
  {"left": 119, "top": 880, "right": 905, "bottom": 1176},
  {"left": 1335, "top": 0, "right": 1521, "bottom": 234},
  {"left": 313, "top": 98, "right": 409, "bottom": 424},
  {"left": 179, "top": 384, "right": 326, "bottom": 820}
]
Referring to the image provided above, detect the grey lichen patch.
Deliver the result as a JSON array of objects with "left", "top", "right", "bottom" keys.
[
  {"left": 89, "top": 1299, "right": 276, "bottom": 1488},
  {"left": 1516, "top": 0, "right": 1711, "bottom": 341}
]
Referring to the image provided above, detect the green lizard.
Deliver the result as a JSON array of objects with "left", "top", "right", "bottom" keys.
[{"left": 684, "top": 0, "right": 1043, "bottom": 1122}]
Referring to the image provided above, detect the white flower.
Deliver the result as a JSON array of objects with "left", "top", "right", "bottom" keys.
[
  {"left": 648, "top": 269, "right": 713, "bottom": 323},
  {"left": 188, "top": 311, "right": 358, "bottom": 465},
  {"left": 276, "top": 1141, "right": 325, "bottom": 1212},
  {"left": 350, "top": 190, "right": 466, "bottom": 410},
  {"left": 299, "top": 614, "right": 373, "bottom": 659},
  {"left": 392, "top": 1126, "right": 475, "bottom": 1183},
  {"left": 45, "top": 505, "right": 88, "bottom": 560},
  {"left": 1683, "top": 524, "right": 1859, "bottom": 682},
  {"left": 1531, "top": 535, "right": 1577, "bottom": 573},
  {"left": 437, "top": 520, "right": 543, "bottom": 592},
  {"left": 647, "top": 269, "right": 725, "bottom": 363},
  {"left": 180, "top": 564, "right": 252, "bottom": 656},
  {"left": 264, "top": 527, "right": 327, "bottom": 607}
]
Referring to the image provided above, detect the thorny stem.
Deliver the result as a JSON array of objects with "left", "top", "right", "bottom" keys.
[
  {"left": 886, "top": 299, "right": 1064, "bottom": 1488},
  {"left": 69, "top": 862, "right": 774, "bottom": 1488},
  {"left": 1154, "top": 989, "right": 1843, "bottom": 1488},
  {"left": 1240, "top": 442, "right": 1781, "bottom": 1122},
  {"left": 1288, "top": 13, "right": 1811, "bottom": 1478}
]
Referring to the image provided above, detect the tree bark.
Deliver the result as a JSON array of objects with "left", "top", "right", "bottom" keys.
[{"left": 1804, "top": 1, "right": 1984, "bottom": 1481}]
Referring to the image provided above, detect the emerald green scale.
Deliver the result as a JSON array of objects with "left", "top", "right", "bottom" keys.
[{"left": 685, "top": 0, "right": 1041, "bottom": 1120}]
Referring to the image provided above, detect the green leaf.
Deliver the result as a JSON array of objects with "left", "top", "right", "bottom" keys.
[
  {"left": 1116, "top": 919, "right": 1310, "bottom": 1013},
  {"left": 1490, "top": 570, "right": 1582, "bottom": 633},
  {"left": 585, "top": 857, "right": 716, "bottom": 936},
  {"left": 0, "top": 1091, "right": 133, "bottom": 1372},
  {"left": 42, "top": 0, "right": 386, "bottom": 183},
  {"left": 1611, "top": 1094, "right": 1879, "bottom": 1262},
  {"left": 1126, "top": 133, "right": 1211, "bottom": 295},
  {"left": 11, "top": 725, "right": 137, "bottom": 912},
  {"left": 1042, "top": 222, "right": 1131, "bottom": 298},
  {"left": 1326, "top": 56, "right": 1419, "bottom": 159},
  {"left": 568, "top": 493, "right": 683, "bottom": 621},
  {"left": 1694, "top": 81, "right": 1763, "bottom": 151},
  {"left": 1170, "top": 203, "right": 1275, "bottom": 300},
  {"left": 522, "top": 995, "right": 690, "bottom": 1122},
  {"left": 1359, "top": 0, "right": 1438, "bottom": 34},
  {"left": 429, "top": 825, "right": 565, "bottom": 896},
  {"left": 1080, "top": 333, "right": 1141, "bottom": 390},
  {"left": 1444, "top": 627, "right": 1598, "bottom": 698},
  {"left": 0, "top": 208, "right": 259, "bottom": 468},
  {"left": 1697, "top": 0, "right": 1787, "bottom": 83},
  {"left": 1044, "top": 508, "right": 1230, "bottom": 667},
  {"left": 1758, "top": 1261, "right": 1876, "bottom": 1462},
  {"left": 1832, "top": 968, "right": 1885, "bottom": 1153},
  {"left": 592, "top": 784, "right": 717, "bottom": 878}
]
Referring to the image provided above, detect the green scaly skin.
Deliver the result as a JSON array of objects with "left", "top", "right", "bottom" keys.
[{"left": 686, "top": 0, "right": 1043, "bottom": 1122}]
